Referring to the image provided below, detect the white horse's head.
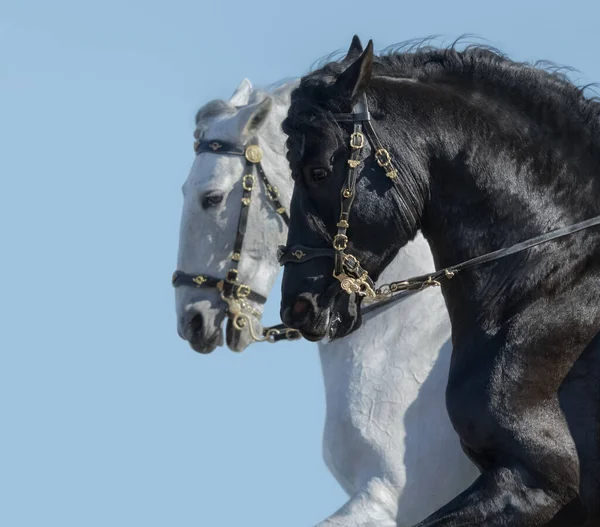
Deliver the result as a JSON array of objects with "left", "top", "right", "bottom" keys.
[{"left": 175, "top": 79, "right": 296, "bottom": 353}]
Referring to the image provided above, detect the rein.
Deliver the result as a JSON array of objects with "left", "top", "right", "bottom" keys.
[
  {"left": 279, "top": 93, "right": 600, "bottom": 301},
  {"left": 172, "top": 140, "right": 301, "bottom": 345}
]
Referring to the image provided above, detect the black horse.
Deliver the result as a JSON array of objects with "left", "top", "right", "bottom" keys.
[{"left": 280, "top": 36, "right": 600, "bottom": 525}]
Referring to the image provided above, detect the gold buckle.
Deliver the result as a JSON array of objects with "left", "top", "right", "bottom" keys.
[
  {"left": 242, "top": 174, "right": 255, "bottom": 191},
  {"left": 245, "top": 145, "right": 263, "bottom": 163},
  {"left": 236, "top": 284, "right": 251, "bottom": 298},
  {"left": 350, "top": 132, "right": 364, "bottom": 149},
  {"left": 333, "top": 234, "right": 348, "bottom": 251},
  {"left": 375, "top": 148, "right": 391, "bottom": 167},
  {"left": 227, "top": 269, "right": 239, "bottom": 283}
]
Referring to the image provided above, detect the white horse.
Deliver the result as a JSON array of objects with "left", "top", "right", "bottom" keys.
[{"left": 174, "top": 78, "right": 478, "bottom": 526}]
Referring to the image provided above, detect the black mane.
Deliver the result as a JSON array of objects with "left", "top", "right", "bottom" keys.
[{"left": 287, "top": 39, "right": 600, "bottom": 148}]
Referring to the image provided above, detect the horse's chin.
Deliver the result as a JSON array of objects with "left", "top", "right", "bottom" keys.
[{"left": 327, "top": 293, "right": 363, "bottom": 340}]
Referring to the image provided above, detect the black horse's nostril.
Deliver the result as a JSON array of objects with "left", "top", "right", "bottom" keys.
[
  {"left": 282, "top": 297, "right": 315, "bottom": 329},
  {"left": 293, "top": 298, "right": 311, "bottom": 315}
]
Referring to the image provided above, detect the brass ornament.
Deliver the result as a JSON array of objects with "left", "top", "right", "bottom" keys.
[
  {"left": 333, "top": 234, "right": 348, "bottom": 251},
  {"left": 193, "top": 275, "right": 207, "bottom": 286},
  {"left": 350, "top": 132, "right": 365, "bottom": 149},
  {"left": 245, "top": 145, "right": 263, "bottom": 163},
  {"left": 242, "top": 174, "right": 255, "bottom": 191}
]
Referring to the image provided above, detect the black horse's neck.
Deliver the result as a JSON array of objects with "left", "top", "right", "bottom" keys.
[{"left": 370, "top": 75, "right": 600, "bottom": 337}]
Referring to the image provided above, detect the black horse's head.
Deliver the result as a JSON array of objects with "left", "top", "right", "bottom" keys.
[{"left": 280, "top": 36, "right": 427, "bottom": 340}]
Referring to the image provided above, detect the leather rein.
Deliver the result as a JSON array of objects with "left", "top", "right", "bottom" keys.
[
  {"left": 172, "top": 140, "right": 301, "bottom": 345},
  {"left": 279, "top": 93, "right": 600, "bottom": 302}
]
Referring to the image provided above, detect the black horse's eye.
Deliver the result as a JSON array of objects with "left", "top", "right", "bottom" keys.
[
  {"left": 312, "top": 168, "right": 330, "bottom": 181},
  {"left": 201, "top": 191, "right": 224, "bottom": 209}
]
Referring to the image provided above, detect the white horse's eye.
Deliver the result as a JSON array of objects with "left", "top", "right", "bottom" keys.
[{"left": 201, "top": 191, "right": 224, "bottom": 209}]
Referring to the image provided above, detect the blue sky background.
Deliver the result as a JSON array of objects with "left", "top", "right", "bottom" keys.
[{"left": 2, "top": 1, "right": 599, "bottom": 525}]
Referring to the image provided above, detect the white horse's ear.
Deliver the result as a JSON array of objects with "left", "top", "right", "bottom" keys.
[
  {"left": 229, "top": 78, "right": 253, "bottom": 106},
  {"left": 236, "top": 96, "right": 273, "bottom": 141}
]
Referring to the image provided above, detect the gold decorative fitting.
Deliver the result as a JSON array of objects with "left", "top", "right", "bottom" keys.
[
  {"left": 336, "top": 272, "right": 376, "bottom": 299},
  {"left": 292, "top": 250, "right": 306, "bottom": 260},
  {"left": 209, "top": 142, "right": 222, "bottom": 151},
  {"left": 333, "top": 234, "right": 348, "bottom": 251},
  {"left": 350, "top": 132, "right": 365, "bottom": 149},
  {"left": 242, "top": 174, "right": 255, "bottom": 191},
  {"left": 343, "top": 188, "right": 352, "bottom": 198},
  {"left": 276, "top": 207, "right": 286, "bottom": 215},
  {"left": 423, "top": 276, "right": 441, "bottom": 288},
  {"left": 231, "top": 252, "right": 241, "bottom": 261},
  {"left": 241, "top": 197, "right": 251, "bottom": 206},
  {"left": 245, "top": 144, "right": 263, "bottom": 163},
  {"left": 193, "top": 140, "right": 199, "bottom": 152},
  {"left": 337, "top": 220, "right": 349, "bottom": 228},
  {"left": 193, "top": 275, "right": 207, "bottom": 286},
  {"left": 236, "top": 284, "right": 251, "bottom": 298},
  {"left": 445, "top": 269, "right": 456, "bottom": 279},
  {"left": 216, "top": 280, "right": 224, "bottom": 291},
  {"left": 266, "top": 185, "right": 279, "bottom": 200},
  {"left": 347, "top": 159, "right": 361, "bottom": 168},
  {"left": 375, "top": 148, "right": 392, "bottom": 167},
  {"left": 386, "top": 170, "right": 398, "bottom": 179}
]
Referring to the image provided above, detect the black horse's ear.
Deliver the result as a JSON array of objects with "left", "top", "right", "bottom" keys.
[
  {"left": 342, "top": 35, "right": 364, "bottom": 62},
  {"left": 334, "top": 40, "right": 373, "bottom": 104}
]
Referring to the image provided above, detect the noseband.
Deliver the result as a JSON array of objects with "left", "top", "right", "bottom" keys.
[
  {"left": 279, "top": 93, "right": 600, "bottom": 303},
  {"left": 173, "top": 139, "right": 301, "bottom": 345}
]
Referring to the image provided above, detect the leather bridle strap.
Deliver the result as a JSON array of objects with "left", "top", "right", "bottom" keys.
[
  {"left": 378, "top": 214, "right": 600, "bottom": 294},
  {"left": 171, "top": 272, "right": 267, "bottom": 305}
]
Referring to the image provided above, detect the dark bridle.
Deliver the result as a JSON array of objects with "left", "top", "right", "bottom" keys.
[
  {"left": 173, "top": 139, "right": 301, "bottom": 346},
  {"left": 279, "top": 93, "right": 600, "bottom": 302}
]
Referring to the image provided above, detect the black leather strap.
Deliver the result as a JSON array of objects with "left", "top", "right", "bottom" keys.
[
  {"left": 194, "top": 141, "right": 246, "bottom": 156},
  {"left": 171, "top": 270, "right": 268, "bottom": 304},
  {"left": 256, "top": 162, "right": 290, "bottom": 226},
  {"left": 382, "top": 214, "right": 600, "bottom": 292},
  {"left": 278, "top": 245, "right": 336, "bottom": 264},
  {"left": 334, "top": 111, "right": 371, "bottom": 122}
]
